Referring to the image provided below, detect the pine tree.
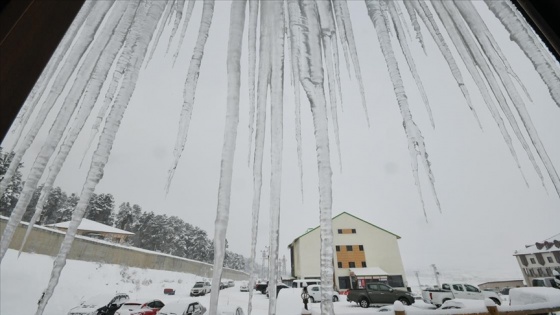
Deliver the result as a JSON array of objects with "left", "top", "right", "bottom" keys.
[{"left": 0, "top": 148, "right": 23, "bottom": 217}]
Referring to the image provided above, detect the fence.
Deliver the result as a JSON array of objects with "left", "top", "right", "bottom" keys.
[{"left": 0, "top": 217, "right": 249, "bottom": 281}]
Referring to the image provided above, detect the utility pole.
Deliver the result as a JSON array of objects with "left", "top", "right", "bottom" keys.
[{"left": 431, "top": 264, "right": 441, "bottom": 288}]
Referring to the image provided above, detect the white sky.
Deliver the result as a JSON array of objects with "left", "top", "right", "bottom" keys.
[{"left": 2, "top": 1, "right": 559, "bottom": 281}]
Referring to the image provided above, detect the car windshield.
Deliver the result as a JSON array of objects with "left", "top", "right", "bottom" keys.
[
  {"left": 80, "top": 294, "right": 114, "bottom": 308},
  {"left": 194, "top": 283, "right": 203, "bottom": 288},
  {"left": 122, "top": 303, "right": 142, "bottom": 310}
]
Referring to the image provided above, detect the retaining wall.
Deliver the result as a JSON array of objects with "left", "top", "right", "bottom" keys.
[{"left": 0, "top": 217, "right": 249, "bottom": 280}]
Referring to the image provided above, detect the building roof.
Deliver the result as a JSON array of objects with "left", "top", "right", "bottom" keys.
[
  {"left": 514, "top": 233, "right": 560, "bottom": 255},
  {"left": 47, "top": 219, "right": 134, "bottom": 235},
  {"left": 478, "top": 280, "right": 524, "bottom": 286},
  {"left": 350, "top": 267, "right": 388, "bottom": 276},
  {"left": 288, "top": 212, "right": 400, "bottom": 248}
]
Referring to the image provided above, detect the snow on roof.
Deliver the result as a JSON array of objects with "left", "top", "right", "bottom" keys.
[
  {"left": 350, "top": 267, "right": 389, "bottom": 276},
  {"left": 514, "top": 233, "right": 560, "bottom": 255},
  {"left": 47, "top": 219, "right": 134, "bottom": 235}
]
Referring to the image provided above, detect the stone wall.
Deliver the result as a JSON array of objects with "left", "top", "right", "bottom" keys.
[{"left": 0, "top": 217, "right": 248, "bottom": 280}]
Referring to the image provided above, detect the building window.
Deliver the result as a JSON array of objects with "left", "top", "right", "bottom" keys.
[
  {"left": 530, "top": 258, "right": 536, "bottom": 264},
  {"left": 359, "top": 245, "right": 364, "bottom": 251},
  {"left": 349, "top": 262, "right": 356, "bottom": 268},
  {"left": 336, "top": 245, "right": 340, "bottom": 252},
  {"left": 337, "top": 262, "right": 342, "bottom": 268},
  {"left": 346, "top": 245, "right": 353, "bottom": 251},
  {"left": 337, "top": 229, "right": 342, "bottom": 234},
  {"left": 361, "top": 261, "right": 367, "bottom": 267},
  {"left": 338, "top": 277, "right": 350, "bottom": 290},
  {"left": 547, "top": 256, "right": 554, "bottom": 263},
  {"left": 352, "top": 229, "right": 356, "bottom": 233}
]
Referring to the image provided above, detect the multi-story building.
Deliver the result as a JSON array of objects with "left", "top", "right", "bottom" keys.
[
  {"left": 288, "top": 212, "right": 408, "bottom": 290},
  {"left": 513, "top": 233, "right": 560, "bottom": 286}
]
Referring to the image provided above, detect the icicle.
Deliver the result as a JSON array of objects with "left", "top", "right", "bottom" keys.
[
  {"left": 453, "top": 0, "right": 560, "bottom": 197},
  {"left": 484, "top": 0, "right": 560, "bottom": 108},
  {"left": 365, "top": 0, "right": 442, "bottom": 219},
  {"left": 166, "top": 0, "right": 215, "bottom": 193},
  {"left": 17, "top": 3, "right": 137, "bottom": 257},
  {"left": 431, "top": 1, "right": 528, "bottom": 185},
  {"left": 0, "top": 1, "right": 130, "bottom": 262},
  {"left": 295, "top": 1, "right": 335, "bottom": 314},
  {"left": 35, "top": 3, "right": 165, "bottom": 314},
  {"left": 441, "top": 1, "right": 545, "bottom": 191},
  {"left": 411, "top": 0, "right": 481, "bottom": 128},
  {"left": 0, "top": 0, "right": 113, "bottom": 199},
  {"left": 172, "top": 0, "right": 196, "bottom": 65},
  {"left": 7, "top": 1, "right": 97, "bottom": 152},
  {"left": 317, "top": 1, "right": 343, "bottom": 171},
  {"left": 287, "top": 0, "right": 305, "bottom": 203},
  {"left": 146, "top": 1, "right": 173, "bottom": 65},
  {"left": 246, "top": 0, "right": 259, "bottom": 166},
  {"left": 165, "top": 0, "right": 186, "bottom": 53},
  {"left": 332, "top": 0, "right": 370, "bottom": 127},
  {"left": 247, "top": 3, "right": 272, "bottom": 312},
  {"left": 402, "top": 0, "right": 426, "bottom": 53},
  {"left": 386, "top": 1, "right": 434, "bottom": 128},
  {"left": 208, "top": 1, "right": 246, "bottom": 315}
]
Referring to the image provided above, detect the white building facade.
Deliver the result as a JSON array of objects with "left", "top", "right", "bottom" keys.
[
  {"left": 288, "top": 212, "right": 408, "bottom": 291},
  {"left": 513, "top": 233, "right": 560, "bottom": 286}
]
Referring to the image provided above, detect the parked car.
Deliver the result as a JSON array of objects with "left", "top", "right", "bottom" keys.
[
  {"left": 239, "top": 282, "right": 249, "bottom": 292},
  {"left": 190, "top": 281, "right": 211, "bottom": 296},
  {"left": 163, "top": 288, "right": 175, "bottom": 295},
  {"left": 228, "top": 280, "right": 235, "bottom": 288},
  {"left": 115, "top": 299, "right": 165, "bottom": 315},
  {"left": 291, "top": 279, "right": 321, "bottom": 288},
  {"left": 266, "top": 283, "right": 290, "bottom": 298},
  {"left": 509, "top": 287, "right": 560, "bottom": 305},
  {"left": 421, "top": 283, "right": 501, "bottom": 307},
  {"left": 159, "top": 300, "right": 206, "bottom": 315},
  {"left": 68, "top": 293, "right": 129, "bottom": 315},
  {"left": 347, "top": 283, "right": 415, "bottom": 308},
  {"left": 532, "top": 277, "right": 559, "bottom": 289},
  {"left": 220, "top": 281, "right": 228, "bottom": 290},
  {"left": 255, "top": 281, "right": 269, "bottom": 294},
  {"left": 440, "top": 299, "right": 487, "bottom": 310},
  {"left": 306, "top": 284, "right": 340, "bottom": 303}
]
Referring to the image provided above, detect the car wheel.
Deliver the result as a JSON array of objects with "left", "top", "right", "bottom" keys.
[
  {"left": 309, "top": 297, "right": 315, "bottom": 303},
  {"left": 490, "top": 298, "right": 501, "bottom": 306},
  {"left": 398, "top": 297, "right": 410, "bottom": 306},
  {"left": 359, "top": 298, "right": 370, "bottom": 308},
  {"left": 332, "top": 296, "right": 339, "bottom": 302}
]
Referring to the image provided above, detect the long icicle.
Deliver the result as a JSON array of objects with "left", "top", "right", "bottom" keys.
[
  {"left": 146, "top": 1, "right": 173, "bottom": 65},
  {"left": 17, "top": 2, "right": 138, "bottom": 257},
  {"left": 266, "top": 1, "right": 284, "bottom": 313},
  {"left": 35, "top": 3, "right": 165, "bottom": 314},
  {"left": 172, "top": 0, "right": 196, "bottom": 65},
  {"left": 246, "top": 0, "right": 259, "bottom": 166},
  {"left": 166, "top": 0, "right": 215, "bottom": 193},
  {"left": 484, "top": 0, "right": 560, "bottom": 108},
  {"left": 0, "top": 0, "right": 114, "bottom": 198},
  {"left": 297, "top": 1, "right": 335, "bottom": 313},
  {"left": 386, "top": 1, "right": 434, "bottom": 128},
  {"left": 209, "top": 1, "right": 246, "bottom": 314},
  {"left": 366, "top": 0, "right": 442, "bottom": 218},
  {"left": 165, "top": 0, "right": 185, "bottom": 53},
  {"left": 454, "top": 0, "right": 560, "bottom": 197},
  {"left": 402, "top": 0, "right": 426, "bottom": 53},
  {"left": 431, "top": 1, "right": 529, "bottom": 185},
  {"left": 248, "top": 3, "right": 271, "bottom": 313}
]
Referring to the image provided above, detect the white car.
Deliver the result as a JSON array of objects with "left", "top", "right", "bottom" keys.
[
  {"left": 239, "top": 281, "right": 249, "bottom": 292},
  {"left": 159, "top": 299, "right": 206, "bottom": 315},
  {"left": 306, "top": 284, "right": 340, "bottom": 303},
  {"left": 67, "top": 293, "right": 129, "bottom": 315},
  {"left": 190, "top": 281, "right": 211, "bottom": 296},
  {"left": 509, "top": 287, "right": 560, "bottom": 305}
]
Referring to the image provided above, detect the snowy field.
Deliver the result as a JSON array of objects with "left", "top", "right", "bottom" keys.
[{"left": 1, "top": 249, "right": 441, "bottom": 315}]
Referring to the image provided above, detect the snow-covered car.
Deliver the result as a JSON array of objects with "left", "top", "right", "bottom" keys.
[
  {"left": 115, "top": 299, "right": 165, "bottom": 315},
  {"left": 266, "top": 283, "right": 290, "bottom": 298},
  {"left": 440, "top": 299, "right": 487, "bottom": 310},
  {"left": 159, "top": 300, "right": 206, "bottom": 315},
  {"left": 422, "top": 283, "right": 501, "bottom": 306},
  {"left": 509, "top": 287, "right": 560, "bottom": 305},
  {"left": 190, "top": 281, "right": 211, "bottom": 296},
  {"left": 306, "top": 284, "right": 340, "bottom": 303},
  {"left": 67, "top": 293, "right": 129, "bottom": 315},
  {"left": 239, "top": 282, "right": 249, "bottom": 292},
  {"left": 228, "top": 280, "right": 235, "bottom": 288}
]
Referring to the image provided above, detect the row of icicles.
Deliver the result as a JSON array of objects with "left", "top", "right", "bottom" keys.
[{"left": 0, "top": 0, "right": 558, "bottom": 314}]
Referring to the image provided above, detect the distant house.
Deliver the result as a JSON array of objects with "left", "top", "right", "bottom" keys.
[
  {"left": 513, "top": 233, "right": 560, "bottom": 286},
  {"left": 478, "top": 280, "right": 524, "bottom": 291},
  {"left": 47, "top": 219, "right": 134, "bottom": 244},
  {"left": 288, "top": 212, "right": 408, "bottom": 290}
]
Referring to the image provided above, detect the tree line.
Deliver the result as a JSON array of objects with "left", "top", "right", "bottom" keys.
[{"left": 0, "top": 148, "right": 245, "bottom": 271}]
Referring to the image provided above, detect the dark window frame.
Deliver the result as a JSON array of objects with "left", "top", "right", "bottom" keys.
[
  {"left": 346, "top": 245, "right": 353, "bottom": 251},
  {"left": 349, "top": 261, "right": 356, "bottom": 268}
]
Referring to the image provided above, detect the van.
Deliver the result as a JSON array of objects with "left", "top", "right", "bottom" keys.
[
  {"left": 292, "top": 279, "right": 321, "bottom": 288},
  {"left": 532, "top": 277, "right": 559, "bottom": 289}
]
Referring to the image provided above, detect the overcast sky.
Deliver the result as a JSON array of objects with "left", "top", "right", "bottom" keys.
[{"left": 3, "top": 1, "right": 559, "bottom": 282}]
